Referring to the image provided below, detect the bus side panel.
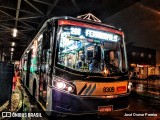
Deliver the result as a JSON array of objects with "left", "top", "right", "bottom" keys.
[
  {"left": 46, "top": 86, "right": 53, "bottom": 115},
  {"left": 29, "top": 74, "right": 39, "bottom": 101},
  {"left": 21, "top": 71, "right": 26, "bottom": 86}
]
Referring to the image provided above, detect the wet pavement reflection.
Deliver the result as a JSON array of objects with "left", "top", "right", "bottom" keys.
[{"left": 26, "top": 93, "right": 160, "bottom": 120}]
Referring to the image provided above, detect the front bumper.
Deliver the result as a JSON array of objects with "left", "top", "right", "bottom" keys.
[{"left": 51, "top": 89, "right": 130, "bottom": 115}]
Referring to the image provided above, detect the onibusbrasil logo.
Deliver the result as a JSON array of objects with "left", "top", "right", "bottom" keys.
[{"left": 2, "top": 112, "right": 42, "bottom": 118}]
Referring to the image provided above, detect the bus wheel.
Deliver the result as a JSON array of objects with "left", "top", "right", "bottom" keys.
[
  {"left": 22, "top": 76, "right": 25, "bottom": 86},
  {"left": 33, "top": 80, "right": 37, "bottom": 100}
]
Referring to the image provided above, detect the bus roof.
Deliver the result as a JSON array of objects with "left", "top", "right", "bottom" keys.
[{"left": 21, "top": 16, "right": 123, "bottom": 59}]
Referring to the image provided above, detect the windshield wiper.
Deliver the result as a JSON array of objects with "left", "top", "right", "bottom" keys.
[
  {"left": 83, "top": 60, "right": 122, "bottom": 79},
  {"left": 83, "top": 60, "right": 103, "bottom": 79},
  {"left": 106, "top": 62, "right": 120, "bottom": 73}
]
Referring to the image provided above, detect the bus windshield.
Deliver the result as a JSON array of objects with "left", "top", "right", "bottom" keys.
[{"left": 57, "top": 21, "right": 127, "bottom": 75}]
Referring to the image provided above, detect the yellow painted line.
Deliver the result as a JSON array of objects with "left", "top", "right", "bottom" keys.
[{"left": 37, "top": 101, "right": 46, "bottom": 111}]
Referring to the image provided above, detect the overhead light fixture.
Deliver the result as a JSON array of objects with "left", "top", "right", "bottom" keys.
[
  {"left": 11, "top": 54, "right": 13, "bottom": 59},
  {"left": 12, "top": 42, "right": 15, "bottom": 46},
  {"left": 3, "top": 53, "right": 6, "bottom": 56},
  {"left": 11, "top": 48, "right": 14, "bottom": 51},
  {"left": 12, "top": 28, "right": 17, "bottom": 37}
]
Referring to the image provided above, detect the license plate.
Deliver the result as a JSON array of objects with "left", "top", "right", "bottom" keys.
[{"left": 98, "top": 105, "right": 113, "bottom": 112}]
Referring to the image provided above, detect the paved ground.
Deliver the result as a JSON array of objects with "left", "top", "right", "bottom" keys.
[
  {"left": 0, "top": 79, "right": 22, "bottom": 120},
  {"left": 131, "top": 79, "right": 160, "bottom": 98},
  {"left": 23, "top": 89, "right": 160, "bottom": 120},
  {"left": 3, "top": 79, "right": 160, "bottom": 120}
]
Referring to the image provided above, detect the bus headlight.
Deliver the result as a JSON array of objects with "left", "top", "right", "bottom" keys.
[
  {"left": 56, "top": 82, "right": 66, "bottom": 89},
  {"left": 67, "top": 86, "right": 73, "bottom": 92},
  {"left": 52, "top": 77, "right": 75, "bottom": 93},
  {"left": 128, "top": 82, "right": 132, "bottom": 90}
]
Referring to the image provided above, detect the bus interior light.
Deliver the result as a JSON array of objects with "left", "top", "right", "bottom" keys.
[{"left": 38, "top": 34, "right": 43, "bottom": 41}]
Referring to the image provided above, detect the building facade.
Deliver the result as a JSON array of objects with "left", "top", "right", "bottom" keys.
[
  {"left": 127, "top": 45, "right": 156, "bottom": 79},
  {"left": 155, "top": 50, "right": 160, "bottom": 75}
]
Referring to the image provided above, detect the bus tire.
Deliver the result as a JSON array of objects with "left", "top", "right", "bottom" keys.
[{"left": 33, "top": 79, "right": 37, "bottom": 100}]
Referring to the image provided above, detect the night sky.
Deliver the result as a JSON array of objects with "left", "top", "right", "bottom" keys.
[{"left": 104, "top": 0, "right": 160, "bottom": 50}]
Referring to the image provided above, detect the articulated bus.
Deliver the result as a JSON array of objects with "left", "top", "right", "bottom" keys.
[{"left": 20, "top": 15, "right": 131, "bottom": 115}]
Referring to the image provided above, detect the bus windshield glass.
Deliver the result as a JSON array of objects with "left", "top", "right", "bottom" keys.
[{"left": 57, "top": 20, "right": 127, "bottom": 74}]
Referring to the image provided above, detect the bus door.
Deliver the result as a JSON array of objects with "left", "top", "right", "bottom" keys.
[
  {"left": 39, "top": 49, "right": 48, "bottom": 106},
  {"left": 26, "top": 50, "right": 32, "bottom": 88},
  {"left": 39, "top": 30, "right": 53, "bottom": 107},
  {"left": 38, "top": 24, "right": 54, "bottom": 107}
]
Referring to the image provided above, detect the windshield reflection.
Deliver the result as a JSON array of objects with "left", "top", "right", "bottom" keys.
[{"left": 57, "top": 25, "right": 126, "bottom": 75}]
